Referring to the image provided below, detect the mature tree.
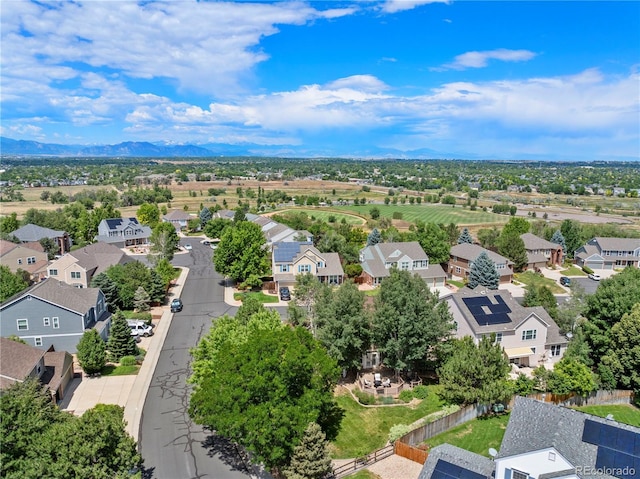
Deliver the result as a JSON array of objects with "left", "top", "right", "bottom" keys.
[
  {"left": 103, "top": 261, "right": 156, "bottom": 310},
  {"left": 0, "top": 265, "right": 29, "bottom": 302},
  {"left": 477, "top": 227, "right": 500, "bottom": 250},
  {"left": 369, "top": 207, "right": 381, "bottom": 220},
  {"left": 106, "top": 311, "right": 138, "bottom": 362},
  {"left": 148, "top": 221, "right": 179, "bottom": 264},
  {"left": 501, "top": 217, "right": 530, "bottom": 237},
  {"left": 555, "top": 282, "right": 586, "bottom": 334},
  {"left": 550, "top": 229, "right": 567, "bottom": 255},
  {"left": 366, "top": 228, "right": 382, "bottom": 246},
  {"left": 90, "top": 272, "right": 119, "bottom": 310},
  {"left": 233, "top": 206, "right": 247, "bottom": 223},
  {"left": 441, "top": 223, "right": 460, "bottom": 245},
  {"left": 314, "top": 281, "right": 370, "bottom": 371},
  {"left": 497, "top": 231, "right": 528, "bottom": 272},
  {"left": 189, "top": 326, "right": 343, "bottom": 471},
  {"left": 133, "top": 286, "right": 151, "bottom": 312},
  {"left": 522, "top": 285, "right": 559, "bottom": 320},
  {"left": 438, "top": 335, "right": 512, "bottom": 405},
  {"left": 39, "top": 237, "right": 59, "bottom": 259},
  {"left": 199, "top": 206, "right": 212, "bottom": 225},
  {"left": 136, "top": 202, "right": 160, "bottom": 226},
  {"left": 213, "top": 221, "right": 269, "bottom": 283},
  {"left": 457, "top": 227, "right": 473, "bottom": 244},
  {"left": 546, "top": 357, "right": 596, "bottom": 397},
  {"left": 0, "top": 212, "right": 19, "bottom": 234},
  {"left": 283, "top": 422, "right": 333, "bottom": 479},
  {"left": 372, "top": 269, "right": 454, "bottom": 372},
  {"left": 598, "top": 303, "right": 640, "bottom": 394},
  {"left": 415, "top": 222, "right": 450, "bottom": 264},
  {"left": 154, "top": 258, "right": 176, "bottom": 288},
  {"left": 316, "top": 230, "right": 347, "bottom": 255},
  {"left": 76, "top": 329, "right": 106, "bottom": 375},
  {"left": 203, "top": 217, "right": 231, "bottom": 239},
  {"left": 290, "top": 274, "right": 324, "bottom": 335},
  {"left": 560, "top": 219, "right": 583, "bottom": 258},
  {"left": 467, "top": 252, "right": 499, "bottom": 290}
]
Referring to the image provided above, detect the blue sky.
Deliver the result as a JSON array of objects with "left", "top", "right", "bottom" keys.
[{"left": 1, "top": 1, "right": 639, "bottom": 160}]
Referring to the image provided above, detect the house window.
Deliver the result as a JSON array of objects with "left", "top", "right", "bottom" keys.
[
  {"left": 317, "top": 261, "right": 324, "bottom": 269},
  {"left": 43, "top": 317, "right": 50, "bottom": 327},
  {"left": 522, "top": 329, "right": 537, "bottom": 341},
  {"left": 512, "top": 470, "right": 529, "bottom": 479},
  {"left": 53, "top": 317, "right": 60, "bottom": 329},
  {"left": 27, "top": 256, "right": 36, "bottom": 264},
  {"left": 298, "top": 264, "right": 311, "bottom": 273},
  {"left": 400, "top": 261, "right": 410, "bottom": 270},
  {"left": 17, "top": 258, "right": 23, "bottom": 265},
  {"left": 49, "top": 269, "right": 58, "bottom": 276},
  {"left": 455, "top": 266, "right": 461, "bottom": 274},
  {"left": 71, "top": 271, "right": 81, "bottom": 279},
  {"left": 17, "top": 319, "right": 28, "bottom": 331},
  {"left": 551, "top": 345, "right": 561, "bottom": 356},
  {"left": 495, "top": 333, "right": 502, "bottom": 343},
  {"left": 35, "top": 337, "right": 43, "bottom": 347}
]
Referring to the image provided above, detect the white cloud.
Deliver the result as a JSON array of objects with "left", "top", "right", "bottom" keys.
[
  {"left": 441, "top": 49, "right": 538, "bottom": 70},
  {"left": 381, "top": 0, "right": 450, "bottom": 14}
]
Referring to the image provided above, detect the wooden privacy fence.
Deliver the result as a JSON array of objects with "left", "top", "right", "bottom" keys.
[{"left": 394, "top": 440, "right": 428, "bottom": 465}]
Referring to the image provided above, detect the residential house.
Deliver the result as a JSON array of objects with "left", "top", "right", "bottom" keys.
[
  {"left": 212, "top": 210, "right": 313, "bottom": 245},
  {"left": 163, "top": 209, "right": 194, "bottom": 231},
  {"left": 47, "top": 242, "right": 132, "bottom": 288},
  {"left": 10, "top": 223, "right": 71, "bottom": 254},
  {"left": 359, "top": 241, "right": 447, "bottom": 290},
  {"left": 0, "top": 278, "right": 111, "bottom": 353},
  {"left": 0, "top": 337, "right": 74, "bottom": 401},
  {"left": 444, "top": 286, "right": 567, "bottom": 367},
  {"left": 520, "top": 233, "right": 564, "bottom": 271},
  {"left": 448, "top": 243, "right": 514, "bottom": 284},
  {"left": 94, "top": 217, "right": 152, "bottom": 248},
  {"left": 574, "top": 237, "right": 640, "bottom": 270},
  {"left": 0, "top": 239, "right": 49, "bottom": 281},
  {"left": 272, "top": 241, "right": 344, "bottom": 290},
  {"left": 419, "top": 396, "right": 640, "bottom": 479}
]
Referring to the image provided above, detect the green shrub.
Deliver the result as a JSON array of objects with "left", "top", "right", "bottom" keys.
[
  {"left": 380, "top": 396, "right": 395, "bottom": 405},
  {"left": 126, "top": 311, "right": 153, "bottom": 325},
  {"left": 388, "top": 424, "right": 412, "bottom": 443},
  {"left": 120, "top": 355, "right": 137, "bottom": 366},
  {"left": 413, "top": 385, "right": 429, "bottom": 400},
  {"left": 582, "top": 265, "right": 594, "bottom": 274},
  {"left": 354, "top": 390, "right": 376, "bottom": 405},
  {"left": 398, "top": 389, "right": 415, "bottom": 403}
]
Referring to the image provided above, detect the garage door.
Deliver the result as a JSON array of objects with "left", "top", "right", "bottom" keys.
[{"left": 586, "top": 261, "right": 602, "bottom": 270}]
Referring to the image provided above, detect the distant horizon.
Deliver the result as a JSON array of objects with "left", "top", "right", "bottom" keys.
[{"left": 1, "top": 1, "right": 638, "bottom": 161}]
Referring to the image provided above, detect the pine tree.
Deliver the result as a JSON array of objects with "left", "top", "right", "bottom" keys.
[
  {"left": 468, "top": 251, "right": 500, "bottom": 290},
  {"left": 284, "top": 422, "right": 333, "bottom": 479},
  {"left": 76, "top": 329, "right": 106, "bottom": 375},
  {"left": 550, "top": 229, "right": 566, "bottom": 255},
  {"left": 133, "top": 286, "right": 151, "bottom": 312},
  {"left": 199, "top": 206, "right": 212, "bottom": 224},
  {"left": 366, "top": 228, "right": 382, "bottom": 246},
  {"left": 107, "top": 311, "right": 138, "bottom": 362},
  {"left": 457, "top": 227, "right": 473, "bottom": 244}
]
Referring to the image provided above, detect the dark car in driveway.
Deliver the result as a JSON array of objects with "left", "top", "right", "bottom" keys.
[
  {"left": 279, "top": 287, "right": 291, "bottom": 301},
  {"left": 170, "top": 298, "right": 183, "bottom": 312},
  {"left": 559, "top": 276, "right": 571, "bottom": 286}
]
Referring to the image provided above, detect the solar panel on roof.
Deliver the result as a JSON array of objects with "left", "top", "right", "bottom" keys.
[
  {"left": 431, "top": 459, "right": 485, "bottom": 479},
  {"left": 462, "top": 296, "right": 512, "bottom": 326},
  {"left": 584, "top": 419, "right": 640, "bottom": 479}
]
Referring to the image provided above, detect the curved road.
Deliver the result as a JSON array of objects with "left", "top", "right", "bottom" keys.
[{"left": 139, "top": 241, "right": 249, "bottom": 479}]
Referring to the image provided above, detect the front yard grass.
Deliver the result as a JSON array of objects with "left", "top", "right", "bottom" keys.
[
  {"left": 345, "top": 471, "right": 381, "bottom": 479},
  {"left": 330, "top": 386, "right": 444, "bottom": 459},
  {"left": 514, "top": 271, "right": 565, "bottom": 294},
  {"left": 422, "top": 413, "right": 510, "bottom": 457},
  {"left": 233, "top": 291, "right": 280, "bottom": 303},
  {"left": 574, "top": 404, "right": 640, "bottom": 427},
  {"left": 561, "top": 265, "right": 587, "bottom": 276},
  {"left": 100, "top": 364, "right": 139, "bottom": 376}
]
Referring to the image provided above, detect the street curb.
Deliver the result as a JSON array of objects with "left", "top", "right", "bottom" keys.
[{"left": 123, "top": 266, "right": 190, "bottom": 440}]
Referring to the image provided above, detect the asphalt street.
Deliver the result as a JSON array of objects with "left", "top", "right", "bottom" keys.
[{"left": 139, "top": 241, "right": 249, "bottom": 479}]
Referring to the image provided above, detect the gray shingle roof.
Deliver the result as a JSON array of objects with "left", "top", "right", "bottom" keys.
[
  {"left": 360, "top": 241, "right": 433, "bottom": 280},
  {"left": 317, "top": 252, "right": 344, "bottom": 277},
  {"left": 592, "top": 237, "right": 640, "bottom": 251},
  {"left": 11, "top": 224, "right": 65, "bottom": 242},
  {"left": 68, "top": 242, "right": 131, "bottom": 275},
  {"left": 418, "top": 444, "right": 494, "bottom": 479},
  {"left": 450, "top": 243, "right": 512, "bottom": 266},
  {"left": 163, "top": 209, "right": 193, "bottom": 221},
  {"left": 0, "top": 337, "right": 45, "bottom": 389},
  {"left": 1, "top": 278, "right": 99, "bottom": 314},
  {"left": 521, "top": 233, "right": 561, "bottom": 251}
]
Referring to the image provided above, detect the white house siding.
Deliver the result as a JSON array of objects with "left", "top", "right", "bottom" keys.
[
  {"left": 496, "top": 448, "right": 575, "bottom": 479},
  {"left": 445, "top": 297, "right": 477, "bottom": 340},
  {"left": 512, "top": 315, "right": 549, "bottom": 366}
]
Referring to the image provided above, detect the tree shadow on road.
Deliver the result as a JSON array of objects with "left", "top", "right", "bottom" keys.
[{"left": 202, "top": 434, "right": 250, "bottom": 473}]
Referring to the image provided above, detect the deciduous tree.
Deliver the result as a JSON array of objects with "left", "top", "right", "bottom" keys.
[
  {"left": 148, "top": 221, "right": 179, "bottom": 264},
  {"left": 213, "top": 221, "right": 269, "bottom": 283},
  {"left": 497, "top": 231, "right": 527, "bottom": 272},
  {"left": 414, "top": 222, "right": 450, "bottom": 264},
  {"left": 136, "top": 202, "right": 160, "bottom": 226},
  {"left": 522, "top": 285, "right": 558, "bottom": 320},
  {"left": 0, "top": 265, "right": 29, "bottom": 302},
  {"left": 76, "top": 329, "right": 106, "bottom": 375}
]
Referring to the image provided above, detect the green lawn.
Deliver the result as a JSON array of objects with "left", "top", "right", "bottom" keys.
[
  {"left": 447, "top": 279, "right": 465, "bottom": 288},
  {"left": 278, "top": 208, "right": 366, "bottom": 225},
  {"left": 574, "top": 404, "right": 640, "bottom": 427},
  {"left": 423, "top": 413, "right": 510, "bottom": 457},
  {"left": 334, "top": 204, "right": 510, "bottom": 226},
  {"left": 330, "top": 386, "right": 444, "bottom": 459},
  {"left": 345, "top": 470, "right": 381, "bottom": 479},
  {"left": 514, "top": 271, "right": 565, "bottom": 294},
  {"left": 233, "top": 291, "right": 280, "bottom": 303},
  {"left": 100, "top": 364, "right": 139, "bottom": 376},
  {"left": 561, "top": 265, "right": 587, "bottom": 276}
]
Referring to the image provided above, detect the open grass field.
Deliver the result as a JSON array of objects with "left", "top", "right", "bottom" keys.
[
  {"left": 574, "top": 404, "right": 640, "bottom": 427},
  {"left": 334, "top": 204, "right": 511, "bottom": 227},
  {"left": 422, "top": 413, "right": 510, "bottom": 457},
  {"left": 276, "top": 208, "right": 366, "bottom": 225},
  {"left": 330, "top": 386, "right": 445, "bottom": 459}
]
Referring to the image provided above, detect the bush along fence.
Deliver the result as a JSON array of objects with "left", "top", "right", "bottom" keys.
[{"left": 394, "top": 389, "right": 635, "bottom": 465}]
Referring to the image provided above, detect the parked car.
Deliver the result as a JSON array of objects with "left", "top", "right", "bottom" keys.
[
  {"left": 588, "top": 273, "right": 601, "bottom": 281},
  {"left": 200, "top": 239, "right": 211, "bottom": 245},
  {"left": 559, "top": 276, "right": 571, "bottom": 286},
  {"left": 184, "top": 243, "right": 192, "bottom": 251},
  {"left": 128, "top": 320, "right": 154, "bottom": 337},
  {"left": 279, "top": 287, "right": 291, "bottom": 301},
  {"left": 170, "top": 298, "right": 183, "bottom": 312}
]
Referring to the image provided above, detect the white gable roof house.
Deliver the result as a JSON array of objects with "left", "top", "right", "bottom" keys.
[
  {"left": 94, "top": 217, "right": 152, "bottom": 248},
  {"left": 272, "top": 241, "right": 343, "bottom": 289},
  {"left": 419, "top": 396, "right": 640, "bottom": 479}
]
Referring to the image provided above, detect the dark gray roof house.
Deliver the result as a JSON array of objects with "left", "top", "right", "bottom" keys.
[
  {"left": 575, "top": 237, "right": 640, "bottom": 271},
  {"left": 449, "top": 243, "right": 514, "bottom": 283},
  {"left": 419, "top": 396, "right": 640, "bottom": 479},
  {"left": 10, "top": 223, "right": 71, "bottom": 254},
  {"left": 0, "top": 278, "right": 111, "bottom": 353}
]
